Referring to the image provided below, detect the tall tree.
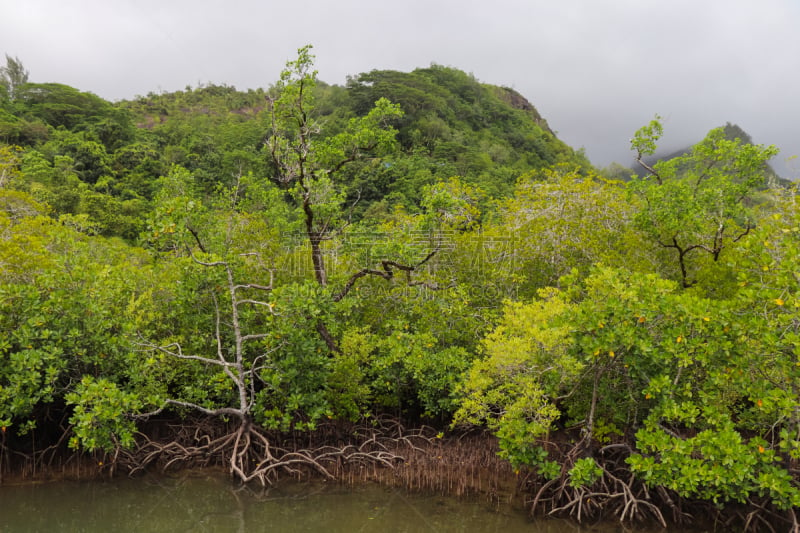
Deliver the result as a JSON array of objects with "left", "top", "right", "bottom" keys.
[
  {"left": 0, "top": 54, "right": 29, "bottom": 101},
  {"left": 630, "top": 117, "right": 778, "bottom": 288},
  {"left": 266, "top": 46, "right": 451, "bottom": 352},
  {"left": 266, "top": 45, "right": 403, "bottom": 287}
]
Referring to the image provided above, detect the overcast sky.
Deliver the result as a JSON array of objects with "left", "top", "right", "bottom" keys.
[{"left": 2, "top": 0, "right": 798, "bottom": 176}]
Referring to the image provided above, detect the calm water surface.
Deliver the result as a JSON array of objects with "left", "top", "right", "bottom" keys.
[{"left": 0, "top": 472, "right": 691, "bottom": 532}]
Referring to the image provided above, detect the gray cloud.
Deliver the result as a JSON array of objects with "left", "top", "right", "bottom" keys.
[{"left": 2, "top": 0, "right": 797, "bottom": 176}]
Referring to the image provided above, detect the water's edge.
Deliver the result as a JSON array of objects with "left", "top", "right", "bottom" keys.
[{"left": 0, "top": 471, "right": 696, "bottom": 532}]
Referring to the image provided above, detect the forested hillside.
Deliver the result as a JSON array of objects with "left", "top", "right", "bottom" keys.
[
  {"left": 1, "top": 49, "right": 798, "bottom": 530},
  {"left": 1, "top": 52, "right": 587, "bottom": 241}
]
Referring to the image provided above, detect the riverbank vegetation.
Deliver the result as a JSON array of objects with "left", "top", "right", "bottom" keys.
[{"left": 1, "top": 48, "right": 798, "bottom": 531}]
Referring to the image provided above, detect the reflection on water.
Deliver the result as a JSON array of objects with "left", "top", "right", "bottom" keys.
[{"left": 0, "top": 472, "right": 676, "bottom": 532}]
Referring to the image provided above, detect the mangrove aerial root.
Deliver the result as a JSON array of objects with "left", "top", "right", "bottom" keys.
[
  {"left": 527, "top": 440, "right": 668, "bottom": 528},
  {"left": 108, "top": 416, "right": 434, "bottom": 487},
  {"left": 524, "top": 438, "right": 800, "bottom": 532}
]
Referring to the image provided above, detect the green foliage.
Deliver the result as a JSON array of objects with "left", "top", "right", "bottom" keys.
[
  {"left": 0, "top": 283, "right": 66, "bottom": 432},
  {"left": 3, "top": 48, "right": 595, "bottom": 235},
  {"left": 343, "top": 66, "right": 588, "bottom": 207},
  {"left": 420, "top": 177, "right": 484, "bottom": 232},
  {"left": 66, "top": 377, "right": 140, "bottom": 451},
  {"left": 630, "top": 420, "right": 800, "bottom": 509},
  {"left": 456, "top": 261, "right": 800, "bottom": 509},
  {"left": 630, "top": 117, "right": 779, "bottom": 289},
  {"left": 0, "top": 189, "right": 156, "bottom": 436},
  {"left": 0, "top": 144, "right": 22, "bottom": 188},
  {"left": 354, "top": 325, "right": 472, "bottom": 418},
  {"left": 630, "top": 116, "right": 663, "bottom": 158},
  {"left": 17, "top": 83, "right": 121, "bottom": 134},
  {"left": 253, "top": 281, "right": 335, "bottom": 431},
  {"left": 144, "top": 164, "right": 204, "bottom": 248},
  {"left": 453, "top": 289, "right": 576, "bottom": 468},
  {"left": 2, "top": 46, "right": 798, "bottom": 520},
  {"left": 569, "top": 457, "right": 604, "bottom": 488},
  {"left": 49, "top": 133, "right": 112, "bottom": 184},
  {"left": 495, "top": 165, "right": 652, "bottom": 294}
]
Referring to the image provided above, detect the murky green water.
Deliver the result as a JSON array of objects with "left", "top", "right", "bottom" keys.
[{"left": 0, "top": 473, "right": 682, "bottom": 532}]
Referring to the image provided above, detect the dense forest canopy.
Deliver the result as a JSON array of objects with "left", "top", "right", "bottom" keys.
[{"left": 1, "top": 48, "right": 798, "bottom": 528}]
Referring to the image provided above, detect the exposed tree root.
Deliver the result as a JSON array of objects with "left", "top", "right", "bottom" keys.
[
  {"left": 735, "top": 498, "right": 800, "bottom": 533},
  {"left": 4, "top": 421, "right": 797, "bottom": 532},
  {"left": 526, "top": 440, "right": 672, "bottom": 528},
  {"left": 523, "top": 438, "right": 800, "bottom": 532},
  {"left": 109, "top": 416, "right": 433, "bottom": 487}
]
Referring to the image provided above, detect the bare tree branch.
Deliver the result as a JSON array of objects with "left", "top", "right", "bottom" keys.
[
  {"left": 135, "top": 340, "right": 236, "bottom": 368},
  {"left": 185, "top": 225, "right": 208, "bottom": 254},
  {"left": 635, "top": 152, "right": 662, "bottom": 185},
  {"left": 132, "top": 400, "right": 244, "bottom": 421},
  {"left": 333, "top": 249, "right": 444, "bottom": 302}
]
